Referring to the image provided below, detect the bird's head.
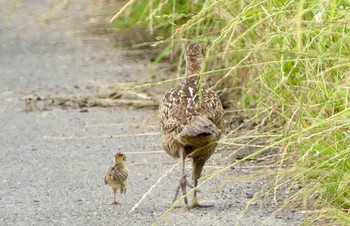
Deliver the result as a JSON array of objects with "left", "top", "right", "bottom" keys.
[
  {"left": 114, "top": 152, "right": 127, "bottom": 164},
  {"left": 185, "top": 42, "right": 206, "bottom": 65}
]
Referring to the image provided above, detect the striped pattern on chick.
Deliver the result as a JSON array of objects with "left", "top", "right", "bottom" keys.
[{"left": 104, "top": 152, "right": 128, "bottom": 205}]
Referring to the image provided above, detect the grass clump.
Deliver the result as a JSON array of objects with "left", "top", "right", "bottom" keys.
[{"left": 110, "top": 0, "right": 350, "bottom": 224}]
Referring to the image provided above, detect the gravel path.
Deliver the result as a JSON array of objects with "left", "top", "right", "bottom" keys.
[{"left": 0, "top": 1, "right": 303, "bottom": 225}]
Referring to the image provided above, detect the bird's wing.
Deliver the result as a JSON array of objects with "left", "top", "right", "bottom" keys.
[
  {"left": 201, "top": 88, "right": 224, "bottom": 129},
  {"left": 159, "top": 90, "right": 186, "bottom": 133},
  {"left": 104, "top": 174, "right": 108, "bottom": 185},
  {"left": 111, "top": 166, "right": 128, "bottom": 183},
  {"left": 159, "top": 78, "right": 201, "bottom": 133}
]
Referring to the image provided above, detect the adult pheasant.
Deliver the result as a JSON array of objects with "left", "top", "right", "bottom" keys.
[{"left": 159, "top": 43, "right": 224, "bottom": 208}]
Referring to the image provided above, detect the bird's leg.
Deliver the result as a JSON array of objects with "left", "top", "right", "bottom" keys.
[
  {"left": 190, "top": 177, "right": 213, "bottom": 208},
  {"left": 190, "top": 159, "right": 213, "bottom": 208},
  {"left": 173, "top": 147, "right": 193, "bottom": 206},
  {"left": 112, "top": 188, "right": 118, "bottom": 205}
]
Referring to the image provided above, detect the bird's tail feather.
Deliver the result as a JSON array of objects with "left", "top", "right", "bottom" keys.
[{"left": 176, "top": 115, "right": 220, "bottom": 146}]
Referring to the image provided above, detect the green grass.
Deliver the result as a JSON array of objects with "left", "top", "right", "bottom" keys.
[
  {"left": 2, "top": 0, "right": 20, "bottom": 32},
  {"left": 111, "top": 0, "right": 203, "bottom": 38},
  {"left": 111, "top": 0, "right": 350, "bottom": 224}
]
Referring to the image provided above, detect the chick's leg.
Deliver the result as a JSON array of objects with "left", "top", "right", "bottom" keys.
[{"left": 112, "top": 188, "right": 118, "bottom": 205}]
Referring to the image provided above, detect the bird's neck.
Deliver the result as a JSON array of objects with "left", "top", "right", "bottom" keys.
[
  {"left": 114, "top": 162, "right": 125, "bottom": 168},
  {"left": 185, "top": 59, "right": 202, "bottom": 76}
]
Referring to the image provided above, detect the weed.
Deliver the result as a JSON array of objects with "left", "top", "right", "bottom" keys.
[{"left": 111, "top": 0, "right": 350, "bottom": 224}]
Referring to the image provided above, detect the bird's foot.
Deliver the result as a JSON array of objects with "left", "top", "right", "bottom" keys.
[
  {"left": 189, "top": 202, "right": 214, "bottom": 209},
  {"left": 174, "top": 201, "right": 214, "bottom": 210},
  {"left": 111, "top": 200, "right": 119, "bottom": 205},
  {"left": 186, "top": 197, "right": 214, "bottom": 209},
  {"left": 173, "top": 175, "right": 194, "bottom": 204}
]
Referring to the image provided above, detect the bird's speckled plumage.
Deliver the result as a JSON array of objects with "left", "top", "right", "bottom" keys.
[
  {"left": 158, "top": 43, "right": 224, "bottom": 208},
  {"left": 105, "top": 153, "right": 128, "bottom": 205}
]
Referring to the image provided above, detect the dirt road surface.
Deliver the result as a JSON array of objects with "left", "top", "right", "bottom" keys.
[{"left": 0, "top": 1, "right": 303, "bottom": 225}]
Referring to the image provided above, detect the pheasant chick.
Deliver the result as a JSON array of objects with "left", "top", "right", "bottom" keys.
[{"left": 104, "top": 152, "right": 128, "bottom": 205}]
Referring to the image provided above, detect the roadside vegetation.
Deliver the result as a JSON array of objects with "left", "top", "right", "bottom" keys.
[{"left": 109, "top": 0, "right": 350, "bottom": 224}]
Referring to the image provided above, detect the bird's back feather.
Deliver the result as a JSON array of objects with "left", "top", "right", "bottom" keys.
[
  {"left": 105, "top": 165, "right": 128, "bottom": 193},
  {"left": 159, "top": 76, "right": 223, "bottom": 158}
]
